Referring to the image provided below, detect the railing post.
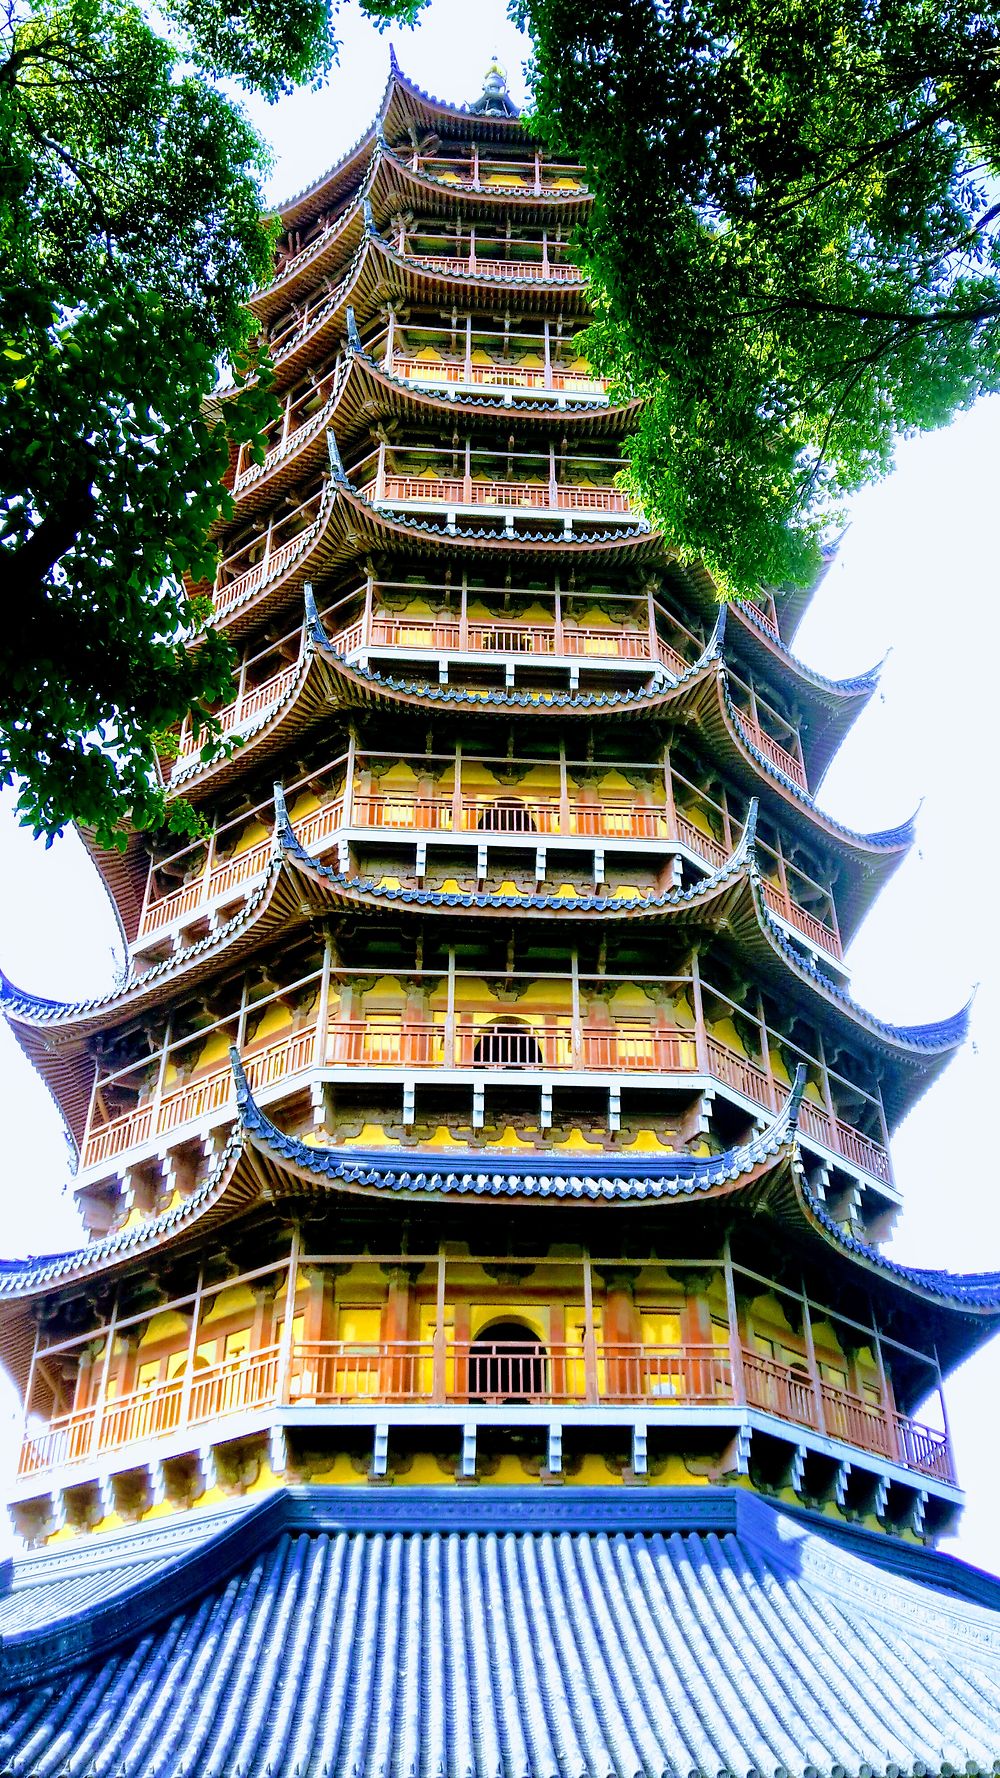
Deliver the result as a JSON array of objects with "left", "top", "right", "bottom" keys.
[
  {"left": 934, "top": 1345, "right": 953, "bottom": 1479},
  {"left": 445, "top": 948, "right": 457, "bottom": 1067},
  {"left": 558, "top": 738, "right": 570, "bottom": 835},
  {"left": 451, "top": 741, "right": 463, "bottom": 831},
  {"left": 276, "top": 1225, "right": 301, "bottom": 1405},
  {"left": 89, "top": 1288, "right": 120, "bottom": 1455},
  {"left": 690, "top": 947, "right": 709, "bottom": 1074},
  {"left": 870, "top": 1309, "right": 896, "bottom": 1460},
  {"left": 343, "top": 722, "right": 357, "bottom": 828},
  {"left": 582, "top": 1252, "right": 599, "bottom": 1404},
  {"left": 723, "top": 1238, "right": 745, "bottom": 1405},
  {"left": 314, "top": 931, "right": 333, "bottom": 1072},
  {"left": 20, "top": 1314, "right": 41, "bottom": 1462}
]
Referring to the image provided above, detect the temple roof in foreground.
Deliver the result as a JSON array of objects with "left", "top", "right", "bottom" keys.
[{"left": 1, "top": 1488, "right": 1000, "bottom": 1775}]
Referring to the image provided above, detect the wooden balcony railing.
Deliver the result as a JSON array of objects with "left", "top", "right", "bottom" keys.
[
  {"left": 760, "top": 880, "right": 840, "bottom": 957},
  {"left": 335, "top": 611, "right": 683, "bottom": 670},
  {"left": 139, "top": 787, "right": 838, "bottom": 962},
  {"left": 371, "top": 474, "right": 632, "bottom": 515},
  {"left": 388, "top": 353, "right": 607, "bottom": 396},
  {"left": 172, "top": 663, "right": 300, "bottom": 775},
  {"left": 232, "top": 381, "right": 341, "bottom": 494},
  {"left": 410, "top": 156, "right": 587, "bottom": 193},
  {"left": 732, "top": 708, "right": 807, "bottom": 791},
  {"left": 83, "top": 1005, "right": 888, "bottom": 1186},
  {"left": 406, "top": 251, "right": 583, "bottom": 284},
  {"left": 18, "top": 1337, "right": 953, "bottom": 1486},
  {"left": 81, "top": 1026, "right": 317, "bottom": 1170},
  {"left": 213, "top": 513, "right": 323, "bottom": 617}
]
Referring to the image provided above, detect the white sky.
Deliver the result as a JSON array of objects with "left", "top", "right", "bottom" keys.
[{"left": 2, "top": 0, "right": 999, "bottom": 1569}]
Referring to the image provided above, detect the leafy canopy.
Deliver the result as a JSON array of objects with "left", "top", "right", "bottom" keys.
[
  {"left": 1, "top": 0, "right": 425, "bottom": 847},
  {"left": 514, "top": 0, "right": 1000, "bottom": 595}
]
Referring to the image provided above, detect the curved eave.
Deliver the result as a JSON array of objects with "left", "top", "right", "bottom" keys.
[
  {"left": 0, "top": 854, "right": 312, "bottom": 1060},
  {"left": 165, "top": 635, "right": 339, "bottom": 803},
  {"left": 0, "top": 1122, "right": 258, "bottom": 1324},
  {"left": 256, "top": 142, "right": 591, "bottom": 322},
  {"left": 211, "top": 480, "right": 659, "bottom": 643},
  {"left": 775, "top": 1168, "right": 1000, "bottom": 1374},
  {"left": 730, "top": 604, "right": 883, "bottom": 788},
  {"left": 275, "top": 61, "right": 529, "bottom": 235},
  {"left": 271, "top": 817, "right": 964, "bottom": 1123},
  {"left": 305, "top": 642, "right": 915, "bottom": 921},
  {"left": 75, "top": 827, "right": 149, "bottom": 951},
  {"left": 656, "top": 579, "right": 885, "bottom": 786},
  {"left": 266, "top": 232, "right": 590, "bottom": 394},
  {"left": 0, "top": 1072, "right": 808, "bottom": 1307},
  {"left": 238, "top": 1076, "right": 1000, "bottom": 1365},
  {"left": 225, "top": 352, "right": 634, "bottom": 529},
  {"left": 686, "top": 664, "right": 913, "bottom": 943},
  {"left": 772, "top": 543, "right": 839, "bottom": 647}
]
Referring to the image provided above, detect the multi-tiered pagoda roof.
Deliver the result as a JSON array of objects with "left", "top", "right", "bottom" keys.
[{"left": 0, "top": 53, "right": 998, "bottom": 1775}]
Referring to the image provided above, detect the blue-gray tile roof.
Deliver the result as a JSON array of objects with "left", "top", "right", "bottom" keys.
[{"left": 1, "top": 1489, "right": 1000, "bottom": 1774}]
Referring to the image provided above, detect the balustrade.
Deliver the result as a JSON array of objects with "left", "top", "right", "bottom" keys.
[
  {"left": 732, "top": 708, "right": 807, "bottom": 791},
  {"left": 339, "top": 611, "right": 678, "bottom": 665},
  {"left": 372, "top": 474, "right": 631, "bottom": 514},
  {"left": 18, "top": 1335, "right": 952, "bottom": 1485},
  {"left": 172, "top": 664, "right": 300, "bottom": 775},
  {"left": 388, "top": 352, "right": 606, "bottom": 396},
  {"left": 406, "top": 251, "right": 582, "bottom": 284}
]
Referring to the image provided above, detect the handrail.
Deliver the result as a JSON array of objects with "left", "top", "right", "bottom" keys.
[
  {"left": 389, "top": 353, "right": 607, "bottom": 396},
  {"left": 374, "top": 473, "right": 631, "bottom": 514},
  {"left": 17, "top": 1337, "right": 951, "bottom": 1485}
]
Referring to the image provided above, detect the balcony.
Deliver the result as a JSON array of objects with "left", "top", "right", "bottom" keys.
[
  {"left": 171, "top": 662, "right": 301, "bottom": 776},
  {"left": 732, "top": 707, "right": 807, "bottom": 791},
  {"left": 17, "top": 1335, "right": 952, "bottom": 1487},
  {"left": 407, "top": 152, "right": 587, "bottom": 194},
  {"left": 404, "top": 249, "right": 582, "bottom": 285},
  {"left": 387, "top": 350, "right": 606, "bottom": 399},
  {"left": 333, "top": 610, "right": 685, "bottom": 672},
  {"left": 365, "top": 472, "right": 632, "bottom": 519},
  {"left": 212, "top": 486, "right": 326, "bottom": 618},
  {"left": 80, "top": 988, "right": 890, "bottom": 1187}
]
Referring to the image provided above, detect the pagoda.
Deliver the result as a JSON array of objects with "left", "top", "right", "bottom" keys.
[{"left": 1, "top": 54, "right": 999, "bottom": 1775}]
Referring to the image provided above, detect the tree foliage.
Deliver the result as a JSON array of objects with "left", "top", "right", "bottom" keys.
[
  {"left": 1, "top": 0, "right": 424, "bottom": 846},
  {"left": 514, "top": 0, "right": 1000, "bottom": 595}
]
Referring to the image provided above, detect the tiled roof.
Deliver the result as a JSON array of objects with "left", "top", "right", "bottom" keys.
[
  {"left": 2, "top": 1488, "right": 1000, "bottom": 1773},
  {"left": 235, "top": 1045, "right": 807, "bottom": 1202}
]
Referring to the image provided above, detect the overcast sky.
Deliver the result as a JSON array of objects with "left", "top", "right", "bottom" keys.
[{"left": 2, "top": 0, "right": 999, "bottom": 1568}]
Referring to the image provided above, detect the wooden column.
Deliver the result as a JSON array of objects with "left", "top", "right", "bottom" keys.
[
  {"left": 343, "top": 722, "right": 358, "bottom": 826},
  {"left": 581, "top": 1251, "right": 599, "bottom": 1404},
  {"left": 89, "top": 1288, "right": 120, "bottom": 1455},
  {"left": 722, "top": 1238, "right": 745, "bottom": 1404},
  {"left": 276, "top": 1226, "right": 301, "bottom": 1404},
  {"left": 445, "top": 947, "right": 457, "bottom": 1067},
  {"left": 558, "top": 738, "right": 570, "bottom": 833},
  {"left": 178, "top": 1268, "right": 205, "bottom": 1429},
  {"left": 690, "top": 945, "right": 708, "bottom": 1072},
  {"left": 800, "top": 1282, "right": 826, "bottom": 1434},
  {"left": 432, "top": 1247, "right": 447, "bottom": 1403}
]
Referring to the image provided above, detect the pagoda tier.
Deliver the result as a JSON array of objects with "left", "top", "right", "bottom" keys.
[
  {"left": 2, "top": 71, "right": 997, "bottom": 1769},
  {"left": 1, "top": 1070, "right": 996, "bottom": 1548}
]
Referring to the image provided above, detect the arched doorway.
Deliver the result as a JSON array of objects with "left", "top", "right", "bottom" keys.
[
  {"left": 472, "top": 1017, "right": 543, "bottom": 1068},
  {"left": 476, "top": 797, "right": 536, "bottom": 833},
  {"left": 468, "top": 1320, "right": 547, "bottom": 1402}
]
